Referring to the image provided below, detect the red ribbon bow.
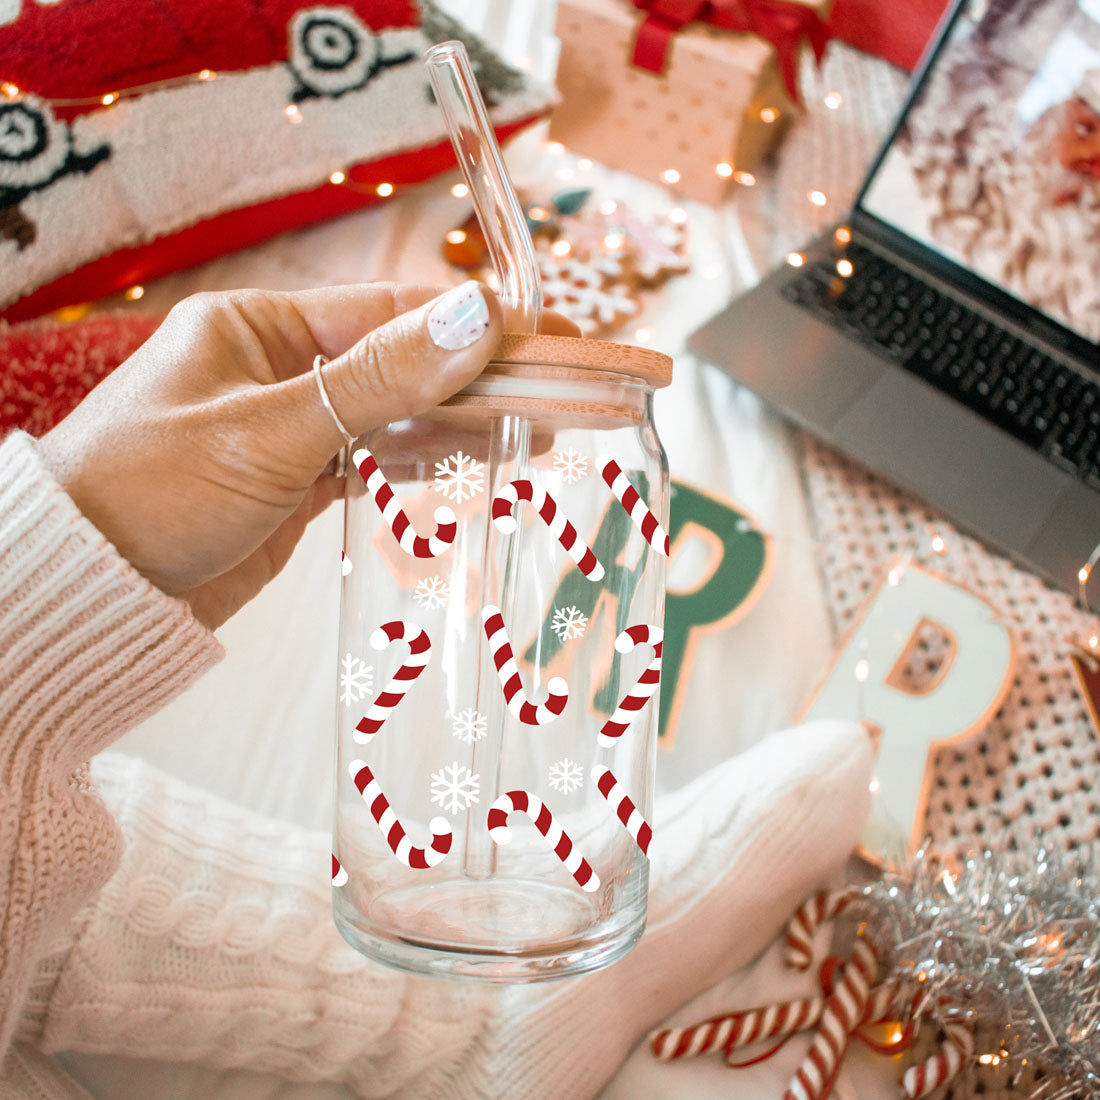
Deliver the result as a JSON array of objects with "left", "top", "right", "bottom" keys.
[{"left": 629, "top": 0, "right": 830, "bottom": 104}]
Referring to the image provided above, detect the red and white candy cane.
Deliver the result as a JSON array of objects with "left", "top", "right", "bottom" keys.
[
  {"left": 353, "top": 447, "right": 457, "bottom": 558},
  {"left": 349, "top": 759, "right": 452, "bottom": 869},
  {"left": 591, "top": 765, "right": 651, "bottom": 856},
  {"left": 491, "top": 479, "right": 605, "bottom": 581},
  {"left": 785, "top": 939, "right": 877, "bottom": 1100},
  {"left": 784, "top": 888, "right": 859, "bottom": 971},
  {"left": 354, "top": 620, "right": 432, "bottom": 744},
  {"left": 597, "top": 455, "right": 670, "bottom": 557},
  {"left": 902, "top": 1019, "right": 973, "bottom": 1099},
  {"left": 481, "top": 605, "right": 569, "bottom": 725},
  {"left": 331, "top": 853, "right": 348, "bottom": 887},
  {"left": 599, "top": 624, "right": 663, "bottom": 746},
  {"left": 488, "top": 789, "right": 599, "bottom": 892}
]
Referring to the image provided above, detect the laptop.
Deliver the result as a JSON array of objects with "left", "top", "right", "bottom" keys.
[{"left": 688, "top": 0, "right": 1100, "bottom": 604}]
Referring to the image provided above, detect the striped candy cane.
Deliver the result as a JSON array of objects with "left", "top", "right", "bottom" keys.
[
  {"left": 784, "top": 888, "right": 859, "bottom": 971},
  {"left": 341, "top": 551, "right": 353, "bottom": 576},
  {"left": 488, "top": 789, "right": 599, "bottom": 892},
  {"left": 597, "top": 455, "right": 670, "bottom": 557},
  {"left": 353, "top": 448, "right": 457, "bottom": 558},
  {"left": 902, "top": 1019, "right": 973, "bottom": 1099},
  {"left": 481, "top": 605, "right": 569, "bottom": 725},
  {"left": 491, "top": 479, "right": 605, "bottom": 581},
  {"left": 591, "top": 765, "right": 652, "bottom": 856},
  {"left": 349, "top": 760, "right": 452, "bottom": 869},
  {"left": 354, "top": 620, "right": 432, "bottom": 744},
  {"left": 599, "top": 624, "right": 663, "bottom": 746},
  {"left": 331, "top": 853, "right": 348, "bottom": 887},
  {"left": 785, "top": 939, "right": 877, "bottom": 1100}
]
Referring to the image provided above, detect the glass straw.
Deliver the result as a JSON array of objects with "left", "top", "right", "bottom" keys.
[{"left": 424, "top": 40, "right": 542, "bottom": 331}]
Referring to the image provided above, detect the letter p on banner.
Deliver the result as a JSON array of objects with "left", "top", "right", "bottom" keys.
[{"left": 803, "top": 561, "right": 1016, "bottom": 863}]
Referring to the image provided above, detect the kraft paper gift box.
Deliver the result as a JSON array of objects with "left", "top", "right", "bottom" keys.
[{"left": 550, "top": 0, "right": 831, "bottom": 204}]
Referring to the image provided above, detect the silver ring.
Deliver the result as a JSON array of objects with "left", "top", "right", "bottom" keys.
[{"left": 312, "top": 354, "right": 356, "bottom": 445}]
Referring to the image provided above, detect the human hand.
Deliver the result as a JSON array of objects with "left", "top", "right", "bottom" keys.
[{"left": 38, "top": 282, "right": 575, "bottom": 629}]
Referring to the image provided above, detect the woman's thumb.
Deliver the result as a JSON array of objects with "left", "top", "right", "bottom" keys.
[{"left": 277, "top": 281, "right": 502, "bottom": 468}]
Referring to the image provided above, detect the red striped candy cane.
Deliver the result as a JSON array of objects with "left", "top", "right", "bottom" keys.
[
  {"left": 902, "top": 1019, "right": 973, "bottom": 1098},
  {"left": 784, "top": 888, "right": 859, "bottom": 971},
  {"left": 487, "top": 789, "right": 599, "bottom": 892},
  {"left": 481, "top": 605, "right": 569, "bottom": 725},
  {"left": 491, "top": 480, "right": 605, "bottom": 581},
  {"left": 354, "top": 620, "right": 432, "bottom": 744},
  {"left": 591, "top": 765, "right": 651, "bottom": 856},
  {"left": 785, "top": 939, "right": 877, "bottom": 1100},
  {"left": 599, "top": 624, "right": 663, "bottom": 746},
  {"left": 349, "top": 759, "right": 452, "bottom": 869},
  {"left": 353, "top": 448, "right": 457, "bottom": 558},
  {"left": 331, "top": 853, "right": 348, "bottom": 887},
  {"left": 597, "top": 455, "right": 670, "bottom": 557},
  {"left": 341, "top": 551, "right": 353, "bottom": 576}
]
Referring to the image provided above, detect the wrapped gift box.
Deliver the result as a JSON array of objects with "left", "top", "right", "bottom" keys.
[{"left": 550, "top": 0, "right": 830, "bottom": 203}]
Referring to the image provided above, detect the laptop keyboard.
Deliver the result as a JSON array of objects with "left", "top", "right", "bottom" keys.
[{"left": 781, "top": 242, "right": 1100, "bottom": 487}]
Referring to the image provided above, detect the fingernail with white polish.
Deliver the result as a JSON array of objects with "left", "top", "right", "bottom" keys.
[{"left": 427, "top": 281, "right": 490, "bottom": 350}]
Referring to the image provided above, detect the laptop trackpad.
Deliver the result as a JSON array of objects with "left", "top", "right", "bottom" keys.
[{"left": 830, "top": 371, "right": 1065, "bottom": 550}]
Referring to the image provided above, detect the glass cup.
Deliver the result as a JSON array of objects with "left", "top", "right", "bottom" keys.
[{"left": 333, "top": 333, "right": 673, "bottom": 981}]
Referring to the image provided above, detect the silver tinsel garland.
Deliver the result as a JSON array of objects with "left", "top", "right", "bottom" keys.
[{"left": 850, "top": 844, "right": 1100, "bottom": 1099}]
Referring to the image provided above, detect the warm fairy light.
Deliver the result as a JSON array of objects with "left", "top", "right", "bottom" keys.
[
  {"left": 451, "top": 182, "right": 469, "bottom": 198},
  {"left": 760, "top": 106, "right": 779, "bottom": 123},
  {"left": 668, "top": 207, "right": 688, "bottom": 225},
  {"left": 198, "top": 69, "right": 216, "bottom": 81},
  {"left": 715, "top": 161, "right": 734, "bottom": 177},
  {"left": 1, "top": 82, "right": 20, "bottom": 98},
  {"left": 979, "top": 1054, "right": 1001, "bottom": 1066},
  {"left": 484, "top": 271, "right": 500, "bottom": 291},
  {"left": 1090, "top": 633, "right": 1099, "bottom": 650},
  {"left": 376, "top": 182, "right": 394, "bottom": 197},
  {"left": 931, "top": 534, "right": 947, "bottom": 555},
  {"left": 124, "top": 285, "right": 144, "bottom": 301},
  {"left": 1080, "top": 565, "right": 1091, "bottom": 584},
  {"left": 445, "top": 229, "right": 467, "bottom": 244},
  {"left": 53, "top": 303, "right": 92, "bottom": 322},
  {"left": 603, "top": 232, "right": 624, "bottom": 250},
  {"left": 702, "top": 261, "right": 723, "bottom": 278},
  {"left": 888, "top": 566, "right": 902, "bottom": 586},
  {"left": 786, "top": 251, "right": 805, "bottom": 267},
  {"left": 662, "top": 168, "right": 681, "bottom": 184},
  {"left": 101, "top": 92, "right": 118, "bottom": 106},
  {"left": 869, "top": 777, "right": 880, "bottom": 793},
  {"left": 577, "top": 158, "right": 593, "bottom": 170},
  {"left": 555, "top": 165, "right": 575, "bottom": 181},
  {"left": 635, "top": 328, "right": 652, "bottom": 344},
  {"left": 546, "top": 140, "right": 565, "bottom": 156},
  {"left": 285, "top": 104, "right": 302, "bottom": 123},
  {"left": 809, "top": 190, "right": 827, "bottom": 206},
  {"left": 824, "top": 91, "right": 843, "bottom": 109},
  {"left": 527, "top": 205, "right": 550, "bottom": 222},
  {"left": 329, "top": 170, "right": 346, "bottom": 185},
  {"left": 598, "top": 199, "right": 618, "bottom": 215},
  {"left": 888, "top": 1026, "right": 903, "bottom": 1044},
  {"left": 835, "top": 225, "right": 852, "bottom": 244},
  {"left": 836, "top": 258, "right": 854, "bottom": 277},
  {"left": 734, "top": 170, "right": 756, "bottom": 186},
  {"left": 550, "top": 239, "right": 571, "bottom": 257},
  {"left": 917, "top": 969, "right": 929, "bottom": 983},
  {"left": 855, "top": 657, "right": 870, "bottom": 683}
]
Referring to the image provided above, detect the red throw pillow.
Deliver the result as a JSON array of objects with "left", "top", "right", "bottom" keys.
[
  {"left": 0, "top": 1, "right": 550, "bottom": 322},
  {"left": 829, "top": 0, "right": 951, "bottom": 71}
]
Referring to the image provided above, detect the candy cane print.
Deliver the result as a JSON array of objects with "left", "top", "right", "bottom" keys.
[
  {"left": 491, "top": 480, "right": 604, "bottom": 581},
  {"left": 353, "top": 448, "right": 457, "bottom": 558},
  {"left": 354, "top": 620, "right": 431, "bottom": 744},
  {"left": 487, "top": 790, "right": 599, "bottom": 892},
  {"left": 591, "top": 765, "right": 651, "bottom": 856},
  {"left": 349, "top": 760, "right": 452, "bottom": 869},
  {"left": 785, "top": 939, "right": 877, "bottom": 1100},
  {"left": 902, "top": 1019, "right": 973, "bottom": 1099},
  {"left": 597, "top": 455, "right": 670, "bottom": 557},
  {"left": 341, "top": 551, "right": 353, "bottom": 576},
  {"left": 599, "top": 624, "right": 663, "bottom": 747},
  {"left": 481, "top": 605, "right": 569, "bottom": 725},
  {"left": 784, "top": 888, "right": 859, "bottom": 971},
  {"left": 331, "top": 853, "right": 348, "bottom": 887}
]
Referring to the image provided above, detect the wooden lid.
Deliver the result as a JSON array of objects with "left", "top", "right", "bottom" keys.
[{"left": 485, "top": 333, "right": 673, "bottom": 388}]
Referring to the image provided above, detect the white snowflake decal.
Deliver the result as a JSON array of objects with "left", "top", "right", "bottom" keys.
[
  {"left": 548, "top": 757, "right": 584, "bottom": 796},
  {"left": 339, "top": 653, "right": 374, "bottom": 709},
  {"left": 451, "top": 707, "right": 488, "bottom": 745},
  {"left": 430, "top": 762, "right": 481, "bottom": 815},
  {"left": 553, "top": 447, "right": 590, "bottom": 485},
  {"left": 413, "top": 575, "right": 450, "bottom": 610},
  {"left": 434, "top": 450, "right": 485, "bottom": 504},
  {"left": 550, "top": 604, "right": 589, "bottom": 643}
]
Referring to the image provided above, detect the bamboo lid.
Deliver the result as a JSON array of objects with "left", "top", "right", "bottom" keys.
[{"left": 485, "top": 333, "right": 673, "bottom": 387}]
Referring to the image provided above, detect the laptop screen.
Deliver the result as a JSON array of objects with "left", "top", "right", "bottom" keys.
[{"left": 858, "top": 0, "right": 1100, "bottom": 346}]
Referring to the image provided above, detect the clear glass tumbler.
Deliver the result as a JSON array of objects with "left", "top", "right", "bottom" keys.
[{"left": 333, "top": 333, "right": 672, "bottom": 981}]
